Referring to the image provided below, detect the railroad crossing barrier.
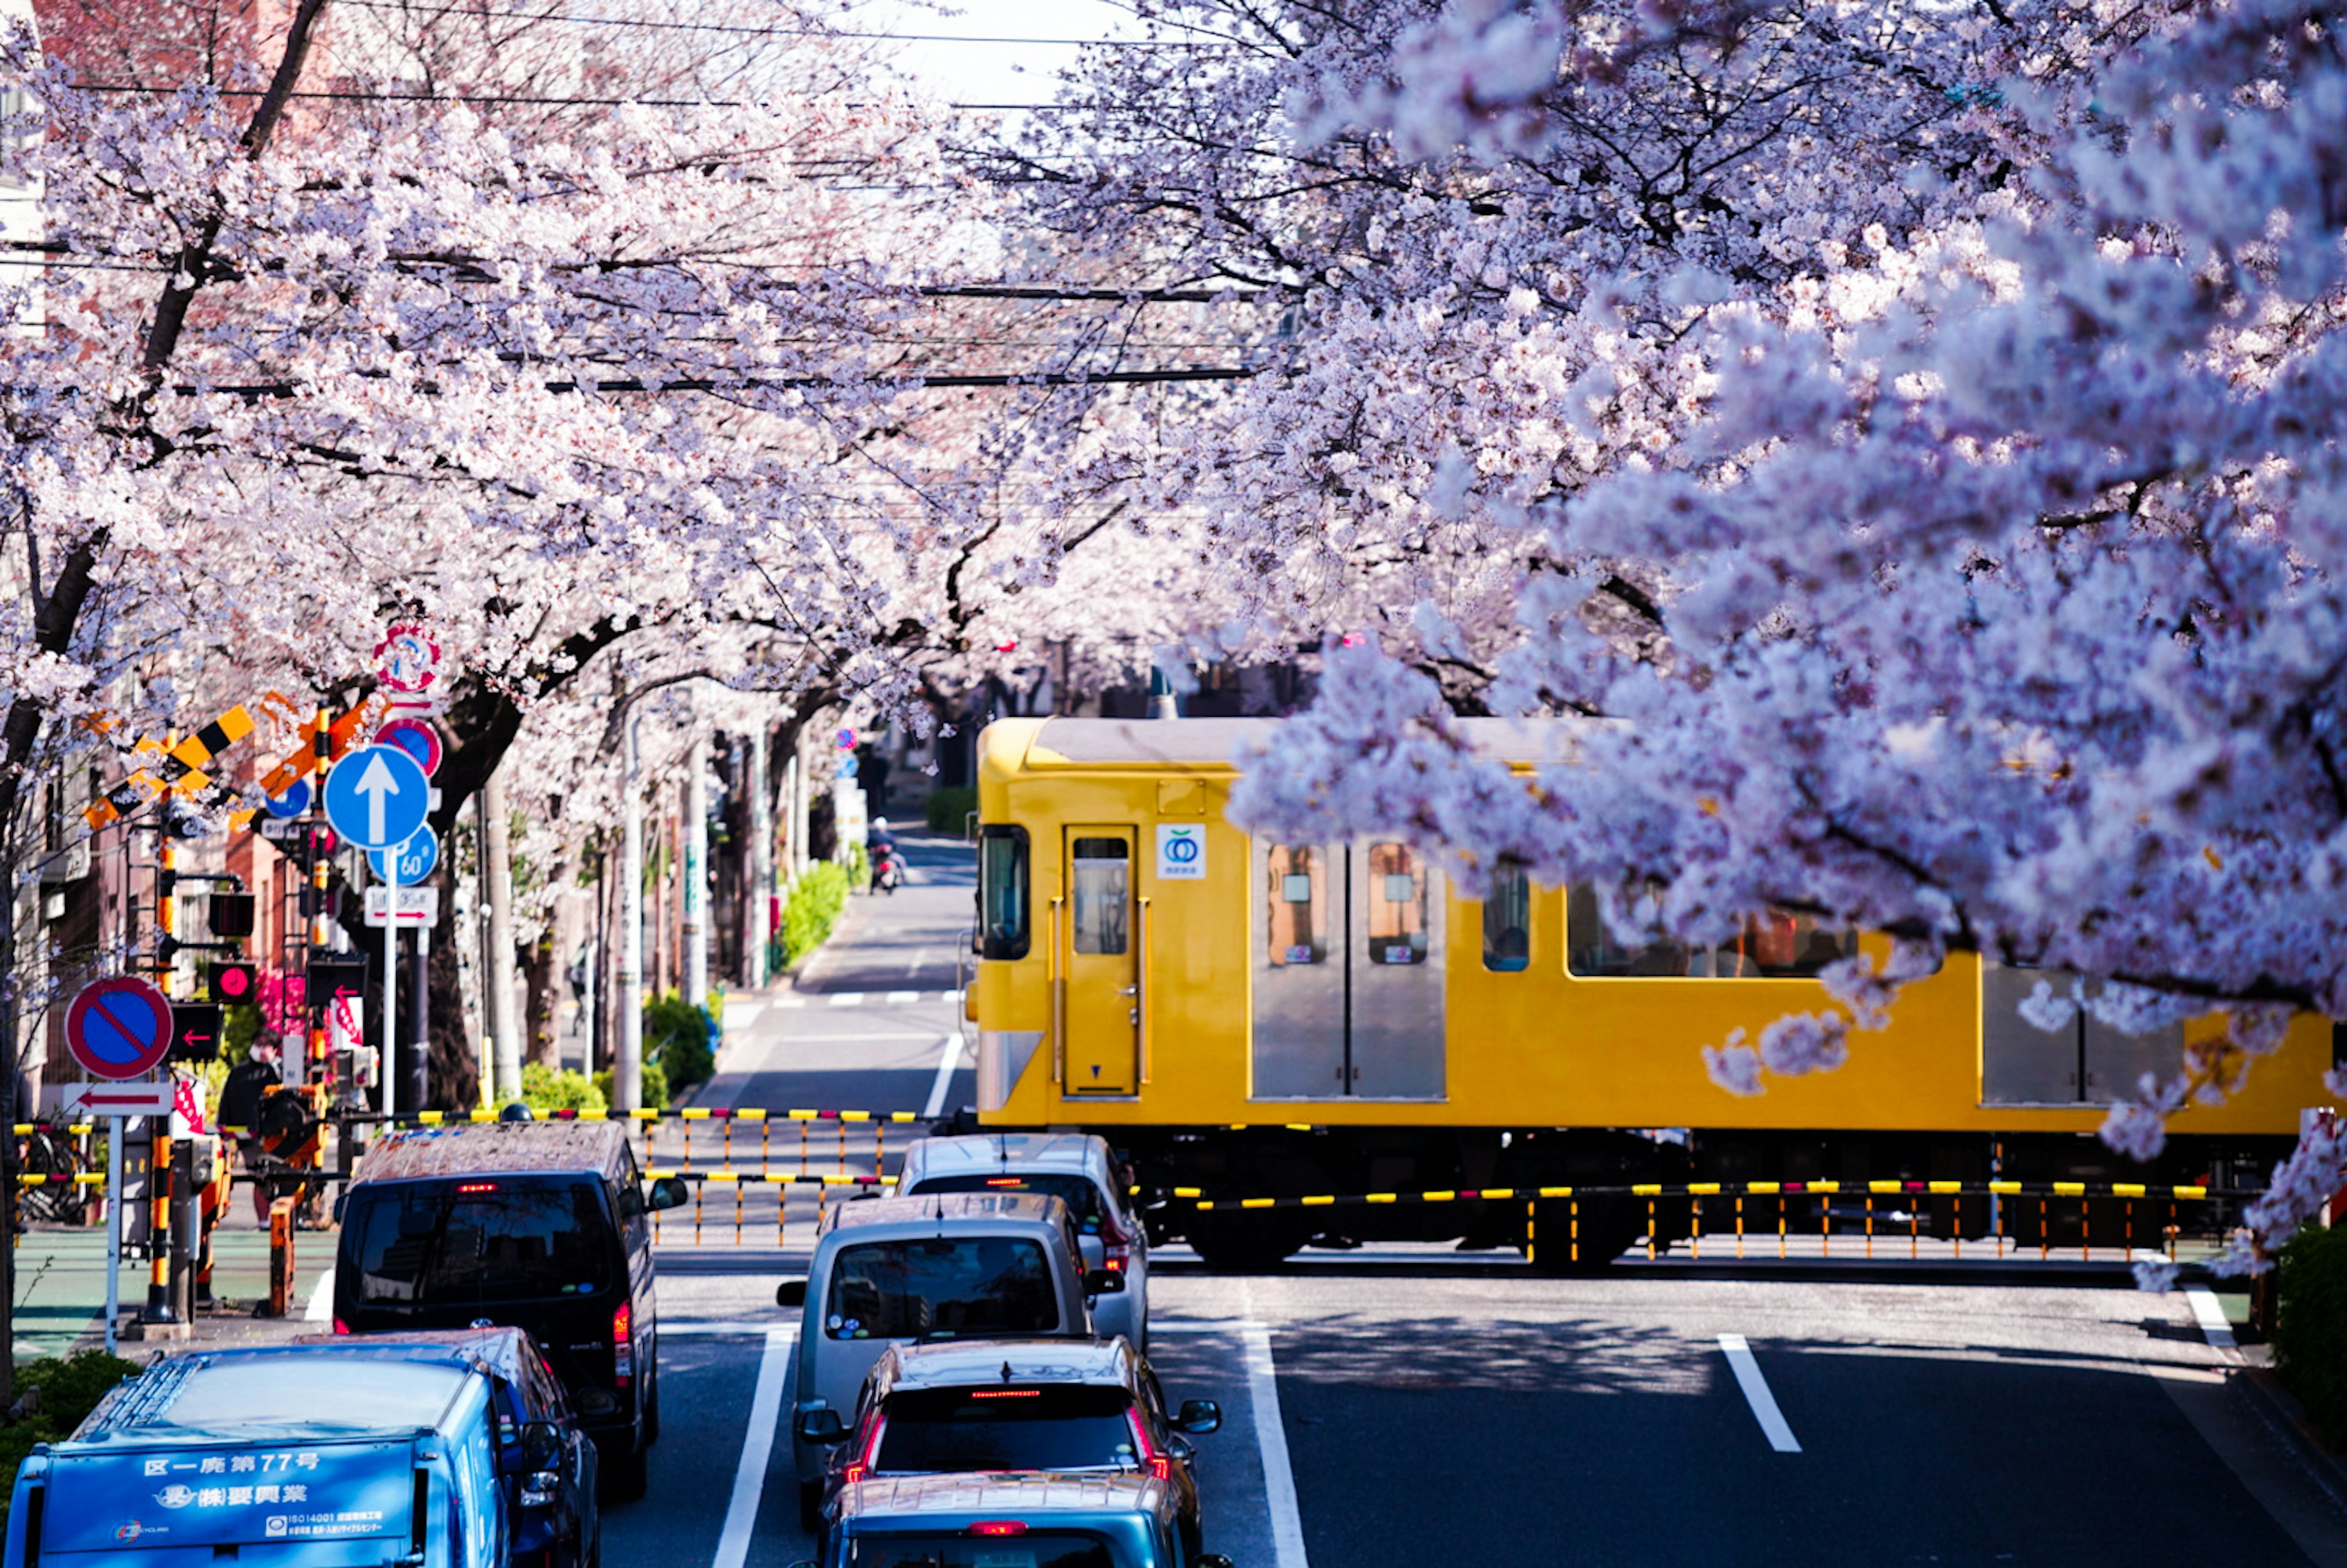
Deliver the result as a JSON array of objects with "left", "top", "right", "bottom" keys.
[{"left": 1166, "top": 1178, "right": 2238, "bottom": 1266}]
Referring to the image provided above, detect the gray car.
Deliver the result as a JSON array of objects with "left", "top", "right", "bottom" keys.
[
  {"left": 793, "top": 1473, "right": 1233, "bottom": 1568},
  {"left": 895, "top": 1133, "right": 1150, "bottom": 1350}
]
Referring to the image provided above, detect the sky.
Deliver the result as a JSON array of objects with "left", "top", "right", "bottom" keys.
[{"left": 845, "top": 0, "right": 1136, "bottom": 109}]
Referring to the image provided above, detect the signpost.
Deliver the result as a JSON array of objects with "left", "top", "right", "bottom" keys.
[
  {"left": 363, "top": 887, "right": 441, "bottom": 926},
  {"left": 323, "top": 745, "right": 430, "bottom": 1117},
  {"left": 378, "top": 718, "right": 444, "bottom": 777},
  {"left": 61, "top": 975, "right": 178, "bottom": 1357}
]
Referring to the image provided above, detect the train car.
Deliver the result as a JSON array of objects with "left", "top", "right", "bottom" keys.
[{"left": 964, "top": 716, "right": 2330, "bottom": 1266}]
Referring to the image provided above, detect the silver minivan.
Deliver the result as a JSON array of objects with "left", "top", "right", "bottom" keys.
[
  {"left": 774, "top": 1192, "right": 1122, "bottom": 1532},
  {"left": 895, "top": 1132, "right": 1150, "bottom": 1350}
]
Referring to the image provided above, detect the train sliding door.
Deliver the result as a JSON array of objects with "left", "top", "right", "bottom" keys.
[
  {"left": 1062, "top": 827, "right": 1139, "bottom": 1094},
  {"left": 1251, "top": 840, "right": 1446, "bottom": 1100}
]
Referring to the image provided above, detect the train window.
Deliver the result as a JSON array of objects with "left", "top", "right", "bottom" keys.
[
  {"left": 1566, "top": 885, "right": 1857, "bottom": 978},
  {"left": 1266, "top": 844, "right": 1326, "bottom": 966},
  {"left": 1482, "top": 864, "right": 1532, "bottom": 973},
  {"left": 979, "top": 826, "right": 1030, "bottom": 961},
  {"left": 1364, "top": 843, "right": 1428, "bottom": 966},
  {"left": 1069, "top": 838, "right": 1131, "bottom": 955}
]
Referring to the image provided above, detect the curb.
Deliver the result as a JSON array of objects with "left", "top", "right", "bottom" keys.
[{"left": 2238, "top": 1363, "right": 2347, "bottom": 1505}]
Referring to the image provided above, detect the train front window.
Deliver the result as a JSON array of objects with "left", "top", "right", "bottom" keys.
[
  {"left": 1482, "top": 863, "right": 1532, "bottom": 972},
  {"left": 979, "top": 825, "right": 1030, "bottom": 960},
  {"left": 1070, "top": 838, "right": 1130, "bottom": 954},
  {"left": 1364, "top": 843, "right": 1428, "bottom": 965}
]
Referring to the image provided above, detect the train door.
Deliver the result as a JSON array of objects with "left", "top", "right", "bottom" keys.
[
  {"left": 1062, "top": 827, "right": 1139, "bottom": 1094},
  {"left": 1350, "top": 842, "right": 1445, "bottom": 1097},
  {"left": 1252, "top": 843, "right": 1345, "bottom": 1096},
  {"left": 1980, "top": 958, "right": 2184, "bottom": 1105},
  {"left": 1250, "top": 840, "right": 1446, "bottom": 1099}
]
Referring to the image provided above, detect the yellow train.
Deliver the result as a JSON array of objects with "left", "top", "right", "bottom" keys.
[{"left": 964, "top": 717, "right": 2330, "bottom": 1264}]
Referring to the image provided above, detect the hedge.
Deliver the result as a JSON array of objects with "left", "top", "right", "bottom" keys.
[
  {"left": 782, "top": 862, "right": 851, "bottom": 969},
  {"left": 2276, "top": 1223, "right": 2347, "bottom": 1446},
  {"left": 518, "top": 1062, "right": 606, "bottom": 1116},
  {"left": 644, "top": 992, "right": 716, "bottom": 1093},
  {"left": 925, "top": 786, "right": 977, "bottom": 835},
  {"left": 592, "top": 1060, "right": 670, "bottom": 1112}
]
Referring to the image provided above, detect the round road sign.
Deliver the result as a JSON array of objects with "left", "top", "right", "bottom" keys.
[
  {"left": 263, "top": 777, "right": 312, "bottom": 819},
  {"left": 378, "top": 718, "right": 444, "bottom": 777},
  {"left": 323, "top": 743, "right": 431, "bottom": 851},
  {"left": 65, "top": 975, "right": 175, "bottom": 1080},
  {"left": 367, "top": 824, "right": 441, "bottom": 885}
]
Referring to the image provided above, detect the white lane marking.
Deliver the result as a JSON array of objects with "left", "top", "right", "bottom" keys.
[
  {"left": 750, "top": 1030, "right": 946, "bottom": 1042},
  {"left": 1717, "top": 1335, "right": 1801, "bottom": 1453},
  {"left": 304, "top": 1266, "right": 335, "bottom": 1323},
  {"left": 2186, "top": 1286, "right": 2239, "bottom": 1352},
  {"left": 713, "top": 1325, "right": 796, "bottom": 1568},
  {"left": 922, "top": 1034, "right": 968, "bottom": 1119},
  {"left": 886, "top": 990, "right": 919, "bottom": 1004},
  {"left": 664, "top": 1321, "right": 790, "bottom": 1338},
  {"left": 777, "top": 997, "right": 807, "bottom": 1009},
  {"left": 1242, "top": 1322, "right": 1312, "bottom": 1568},
  {"left": 722, "top": 1002, "right": 767, "bottom": 1033},
  {"left": 829, "top": 993, "right": 865, "bottom": 1008}
]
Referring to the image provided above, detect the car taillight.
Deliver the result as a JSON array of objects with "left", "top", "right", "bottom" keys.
[
  {"left": 970, "top": 1522, "right": 1029, "bottom": 1537},
  {"left": 332, "top": 1317, "right": 351, "bottom": 1336},
  {"left": 612, "top": 1302, "right": 633, "bottom": 1387},
  {"left": 1128, "top": 1408, "right": 1171, "bottom": 1481},
  {"left": 842, "top": 1415, "right": 884, "bottom": 1486}
]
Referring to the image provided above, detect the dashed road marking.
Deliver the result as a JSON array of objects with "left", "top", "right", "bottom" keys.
[{"left": 923, "top": 1033, "right": 968, "bottom": 1119}]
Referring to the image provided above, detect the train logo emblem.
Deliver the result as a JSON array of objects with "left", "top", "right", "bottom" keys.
[{"left": 1156, "top": 824, "right": 1205, "bottom": 879}]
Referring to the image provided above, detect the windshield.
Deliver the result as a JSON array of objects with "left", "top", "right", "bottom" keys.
[
  {"left": 826, "top": 1237, "right": 1057, "bottom": 1339},
  {"left": 845, "top": 1532, "right": 1123, "bottom": 1568},
  {"left": 877, "top": 1385, "right": 1137, "bottom": 1473},
  {"left": 348, "top": 1178, "right": 613, "bottom": 1305},
  {"left": 905, "top": 1174, "right": 1106, "bottom": 1233}
]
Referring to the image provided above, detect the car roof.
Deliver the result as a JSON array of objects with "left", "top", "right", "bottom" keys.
[
  {"left": 350, "top": 1120, "right": 630, "bottom": 1184},
  {"left": 822, "top": 1190, "right": 1073, "bottom": 1237},
  {"left": 838, "top": 1471, "right": 1170, "bottom": 1523},
  {"left": 876, "top": 1336, "right": 1136, "bottom": 1398},
  {"left": 73, "top": 1347, "right": 482, "bottom": 1446},
  {"left": 902, "top": 1134, "right": 1109, "bottom": 1181},
  {"left": 289, "top": 1326, "right": 539, "bottom": 1382}
]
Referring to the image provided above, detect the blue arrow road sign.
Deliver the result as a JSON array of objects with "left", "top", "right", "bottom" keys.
[
  {"left": 323, "top": 743, "right": 430, "bottom": 850},
  {"left": 368, "top": 824, "right": 440, "bottom": 884}
]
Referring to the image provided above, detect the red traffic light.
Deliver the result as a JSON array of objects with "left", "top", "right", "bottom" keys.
[{"left": 208, "top": 959, "right": 260, "bottom": 1003}]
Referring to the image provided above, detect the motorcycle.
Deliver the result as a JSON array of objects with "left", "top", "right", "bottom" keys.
[{"left": 870, "top": 840, "right": 903, "bottom": 894}]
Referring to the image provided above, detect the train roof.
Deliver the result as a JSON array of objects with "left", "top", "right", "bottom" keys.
[{"left": 1006, "top": 716, "right": 1593, "bottom": 770}]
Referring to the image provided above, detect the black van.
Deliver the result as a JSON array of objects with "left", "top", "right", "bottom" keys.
[{"left": 332, "top": 1120, "right": 687, "bottom": 1497}]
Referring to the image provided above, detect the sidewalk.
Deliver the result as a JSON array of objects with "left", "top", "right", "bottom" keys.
[{"left": 10, "top": 1223, "right": 335, "bottom": 1362}]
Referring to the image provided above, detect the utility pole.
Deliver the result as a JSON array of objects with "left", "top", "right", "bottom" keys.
[
  {"left": 684, "top": 732, "right": 707, "bottom": 1011},
  {"left": 619, "top": 716, "right": 644, "bottom": 1111},
  {"left": 482, "top": 764, "right": 523, "bottom": 1102}
]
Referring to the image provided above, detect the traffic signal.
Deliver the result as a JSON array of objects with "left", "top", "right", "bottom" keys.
[
  {"left": 209, "top": 891, "right": 255, "bottom": 937},
  {"left": 167, "top": 1002, "right": 223, "bottom": 1063},
  {"left": 305, "top": 958, "right": 370, "bottom": 1008},
  {"left": 208, "top": 959, "right": 260, "bottom": 1005}
]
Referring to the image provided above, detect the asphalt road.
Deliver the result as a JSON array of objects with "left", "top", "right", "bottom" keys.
[{"left": 599, "top": 833, "right": 2347, "bottom": 1568}]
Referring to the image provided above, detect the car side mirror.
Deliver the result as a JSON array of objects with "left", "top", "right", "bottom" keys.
[
  {"left": 648, "top": 1176, "right": 690, "bottom": 1212},
  {"left": 501, "top": 1420, "right": 562, "bottom": 1473},
  {"left": 1197, "top": 1557, "right": 1234, "bottom": 1568},
  {"left": 1084, "top": 1269, "right": 1126, "bottom": 1295},
  {"left": 1176, "top": 1399, "right": 1222, "bottom": 1435},
  {"left": 776, "top": 1278, "right": 809, "bottom": 1308},
  {"left": 795, "top": 1409, "right": 848, "bottom": 1445}
]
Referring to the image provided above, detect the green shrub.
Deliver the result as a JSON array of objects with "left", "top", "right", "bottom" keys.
[
  {"left": 591, "top": 1060, "right": 670, "bottom": 1112},
  {"left": 518, "top": 1063, "right": 607, "bottom": 1115},
  {"left": 2277, "top": 1223, "right": 2347, "bottom": 1445},
  {"left": 0, "top": 1352, "right": 143, "bottom": 1524},
  {"left": 925, "top": 786, "right": 977, "bottom": 836},
  {"left": 644, "top": 992, "right": 715, "bottom": 1092},
  {"left": 782, "top": 862, "right": 851, "bottom": 968}
]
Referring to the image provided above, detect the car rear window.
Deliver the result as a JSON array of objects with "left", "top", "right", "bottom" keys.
[
  {"left": 906, "top": 1173, "right": 1106, "bottom": 1231},
  {"left": 827, "top": 1237, "right": 1057, "bottom": 1339},
  {"left": 876, "top": 1385, "right": 1137, "bottom": 1473},
  {"left": 348, "top": 1178, "right": 613, "bottom": 1306},
  {"left": 845, "top": 1532, "right": 1123, "bottom": 1568}
]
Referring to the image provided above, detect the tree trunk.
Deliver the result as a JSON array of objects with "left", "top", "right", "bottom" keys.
[
  {"left": 482, "top": 766, "right": 523, "bottom": 1100},
  {"left": 524, "top": 929, "right": 559, "bottom": 1068}
]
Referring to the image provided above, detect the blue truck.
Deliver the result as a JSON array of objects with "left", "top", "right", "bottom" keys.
[{"left": 6, "top": 1344, "right": 512, "bottom": 1568}]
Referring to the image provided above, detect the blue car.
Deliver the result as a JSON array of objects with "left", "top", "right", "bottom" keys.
[{"left": 6, "top": 1343, "right": 526, "bottom": 1568}]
